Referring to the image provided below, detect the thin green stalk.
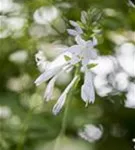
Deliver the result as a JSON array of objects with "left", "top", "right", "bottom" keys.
[
  {"left": 53, "top": 92, "right": 71, "bottom": 150},
  {"left": 50, "top": 24, "right": 62, "bottom": 35},
  {"left": 53, "top": 69, "right": 80, "bottom": 150}
]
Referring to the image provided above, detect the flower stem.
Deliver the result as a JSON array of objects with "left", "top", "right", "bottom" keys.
[
  {"left": 53, "top": 91, "right": 71, "bottom": 150},
  {"left": 53, "top": 75, "right": 80, "bottom": 150}
]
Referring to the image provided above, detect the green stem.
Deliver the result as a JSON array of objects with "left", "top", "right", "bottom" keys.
[
  {"left": 50, "top": 24, "right": 62, "bottom": 35},
  {"left": 53, "top": 92, "right": 71, "bottom": 150},
  {"left": 53, "top": 74, "right": 80, "bottom": 150}
]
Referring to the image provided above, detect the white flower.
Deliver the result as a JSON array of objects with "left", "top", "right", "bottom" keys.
[
  {"left": 81, "top": 68, "right": 95, "bottom": 104},
  {"left": 65, "top": 35, "right": 97, "bottom": 104},
  {"left": 35, "top": 51, "right": 71, "bottom": 86},
  {"left": 33, "top": 6, "right": 59, "bottom": 25},
  {"left": 66, "top": 35, "right": 97, "bottom": 66},
  {"left": 52, "top": 75, "right": 79, "bottom": 115},
  {"left": 0, "top": 106, "right": 11, "bottom": 119},
  {"left": 35, "top": 35, "right": 98, "bottom": 114},
  {"left": 116, "top": 43, "right": 135, "bottom": 77},
  {"left": 125, "top": 83, "right": 135, "bottom": 108},
  {"left": 9, "top": 50, "right": 28, "bottom": 64},
  {"left": 78, "top": 124, "right": 103, "bottom": 142},
  {"left": 35, "top": 51, "right": 72, "bottom": 104},
  {"left": 67, "top": 20, "right": 83, "bottom": 36}
]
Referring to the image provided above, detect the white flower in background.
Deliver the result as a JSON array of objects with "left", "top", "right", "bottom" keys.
[
  {"left": 33, "top": 6, "right": 59, "bottom": 25},
  {"left": 0, "top": 0, "right": 13, "bottom": 13},
  {"left": 0, "top": 0, "right": 21, "bottom": 13},
  {"left": 128, "top": 0, "right": 135, "bottom": 8},
  {"left": 133, "top": 138, "right": 135, "bottom": 149},
  {"left": 9, "top": 50, "right": 28, "bottom": 64},
  {"left": 116, "top": 43, "right": 135, "bottom": 77},
  {"left": 67, "top": 21, "right": 83, "bottom": 36},
  {"left": 90, "top": 56, "right": 117, "bottom": 97},
  {"left": 78, "top": 124, "right": 103, "bottom": 142},
  {"left": 0, "top": 106, "right": 11, "bottom": 119},
  {"left": 113, "top": 72, "right": 129, "bottom": 91},
  {"left": 35, "top": 34, "right": 98, "bottom": 114},
  {"left": 0, "top": 0, "right": 27, "bottom": 38},
  {"left": 125, "top": 83, "right": 135, "bottom": 108}
]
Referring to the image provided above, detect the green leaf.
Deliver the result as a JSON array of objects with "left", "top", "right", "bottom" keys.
[
  {"left": 87, "top": 63, "right": 98, "bottom": 69},
  {"left": 64, "top": 55, "right": 71, "bottom": 61}
]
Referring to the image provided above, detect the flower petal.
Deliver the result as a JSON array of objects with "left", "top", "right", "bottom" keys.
[
  {"left": 66, "top": 45, "right": 81, "bottom": 55},
  {"left": 34, "top": 66, "right": 61, "bottom": 86},
  {"left": 52, "top": 76, "right": 78, "bottom": 115},
  {"left": 81, "top": 70, "right": 95, "bottom": 104},
  {"left": 89, "top": 49, "right": 98, "bottom": 59},
  {"left": 44, "top": 75, "right": 57, "bottom": 101},
  {"left": 75, "top": 26, "right": 83, "bottom": 34},
  {"left": 67, "top": 29, "right": 78, "bottom": 36},
  {"left": 75, "top": 35, "right": 86, "bottom": 45}
]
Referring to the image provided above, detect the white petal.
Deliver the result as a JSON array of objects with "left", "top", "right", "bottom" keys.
[
  {"left": 34, "top": 66, "right": 61, "bottom": 86},
  {"left": 89, "top": 49, "right": 98, "bottom": 59},
  {"left": 52, "top": 76, "right": 78, "bottom": 115},
  {"left": 69, "top": 21, "right": 83, "bottom": 35},
  {"left": 75, "top": 35, "right": 86, "bottom": 45},
  {"left": 75, "top": 26, "right": 83, "bottom": 34},
  {"left": 86, "top": 40, "right": 93, "bottom": 48},
  {"left": 70, "top": 56, "right": 80, "bottom": 65},
  {"left": 86, "top": 37, "right": 97, "bottom": 47},
  {"left": 63, "top": 64, "right": 73, "bottom": 72},
  {"left": 52, "top": 91, "right": 67, "bottom": 115},
  {"left": 125, "top": 83, "right": 135, "bottom": 108},
  {"left": 81, "top": 70, "right": 95, "bottom": 103},
  {"left": 48, "top": 52, "right": 69, "bottom": 70},
  {"left": 81, "top": 84, "right": 90, "bottom": 103},
  {"left": 44, "top": 75, "right": 57, "bottom": 101},
  {"left": 82, "top": 49, "right": 91, "bottom": 65},
  {"left": 67, "top": 29, "right": 78, "bottom": 36},
  {"left": 66, "top": 45, "right": 81, "bottom": 55}
]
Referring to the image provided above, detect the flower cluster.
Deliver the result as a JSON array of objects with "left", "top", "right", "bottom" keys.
[{"left": 35, "top": 15, "right": 98, "bottom": 115}]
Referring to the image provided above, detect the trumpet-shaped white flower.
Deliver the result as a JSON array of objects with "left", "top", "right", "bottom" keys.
[
  {"left": 66, "top": 35, "right": 97, "bottom": 66},
  {"left": 35, "top": 35, "right": 98, "bottom": 114},
  {"left": 52, "top": 75, "right": 79, "bottom": 115},
  {"left": 81, "top": 68, "right": 95, "bottom": 104},
  {"left": 35, "top": 51, "right": 71, "bottom": 86}
]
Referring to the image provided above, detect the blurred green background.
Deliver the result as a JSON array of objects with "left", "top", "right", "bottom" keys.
[{"left": 0, "top": 0, "right": 135, "bottom": 150}]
